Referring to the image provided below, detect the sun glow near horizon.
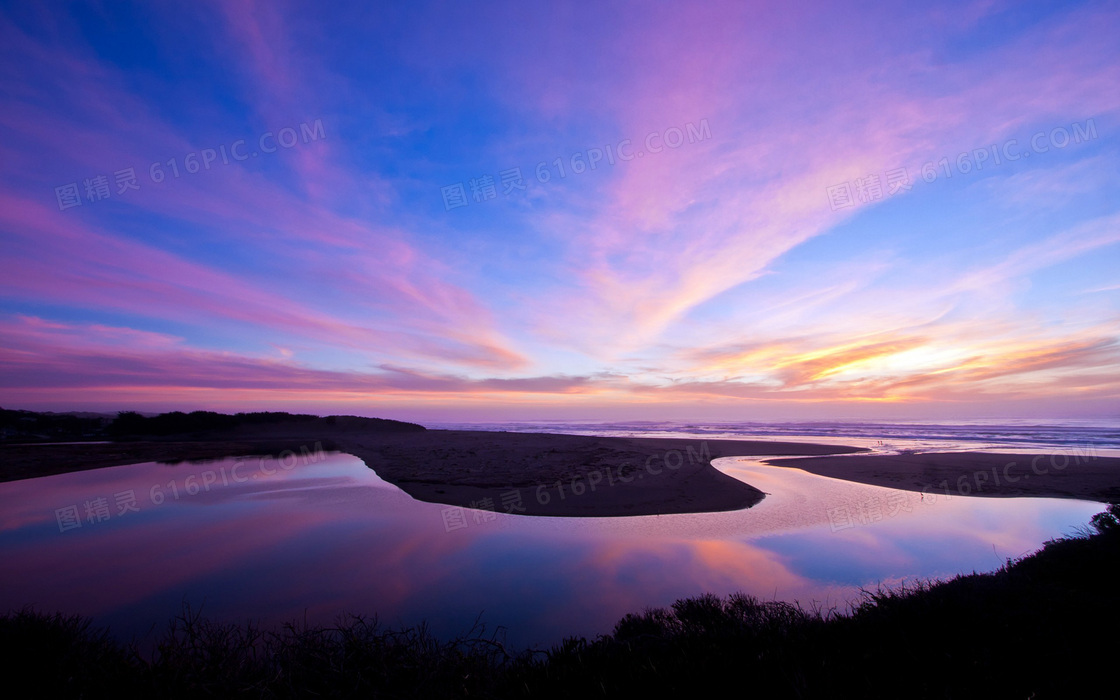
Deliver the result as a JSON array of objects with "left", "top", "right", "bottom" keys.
[{"left": 0, "top": 1, "right": 1118, "bottom": 420}]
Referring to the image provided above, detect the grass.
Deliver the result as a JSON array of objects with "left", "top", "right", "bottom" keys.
[{"left": 3, "top": 503, "right": 1118, "bottom": 698}]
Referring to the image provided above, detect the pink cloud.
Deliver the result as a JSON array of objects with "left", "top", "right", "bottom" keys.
[
  {"left": 509, "top": 2, "right": 1120, "bottom": 357},
  {"left": 0, "top": 14, "right": 526, "bottom": 371}
]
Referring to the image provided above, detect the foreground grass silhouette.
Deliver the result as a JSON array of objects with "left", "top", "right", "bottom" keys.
[{"left": 4, "top": 504, "right": 1118, "bottom": 698}]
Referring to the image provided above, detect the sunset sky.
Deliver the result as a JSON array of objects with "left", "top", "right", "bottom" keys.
[{"left": 1, "top": 0, "right": 1118, "bottom": 421}]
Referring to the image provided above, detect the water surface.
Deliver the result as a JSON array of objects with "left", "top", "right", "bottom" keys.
[{"left": 0, "top": 451, "right": 1102, "bottom": 649}]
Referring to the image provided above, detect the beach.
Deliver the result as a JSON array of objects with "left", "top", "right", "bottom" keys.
[
  {"left": 3, "top": 428, "right": 1117, "bottom": 516},
  {"left": 766, "top": 450, "right": 1120, "bottom": 503},
  {"left": 341, "top": 430, "right": 868, "bottom": 516},
  {"left": 4, "top": 422, "right": 1119, "bottom": 698}
]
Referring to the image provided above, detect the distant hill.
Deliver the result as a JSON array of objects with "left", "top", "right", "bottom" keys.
[
  {"left": 0, "top": 407, "right": 112, "bottom": 441},
  {"left": 108, "top": 410, "right": 427, "bottom": 437},
  {"left": 0, "top": 408, "right": 425, "bottom": 442}
]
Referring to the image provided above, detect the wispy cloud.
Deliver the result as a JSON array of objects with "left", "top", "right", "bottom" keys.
[{"left": 1, "top": 1, "right": 1118, "bottom": 418}]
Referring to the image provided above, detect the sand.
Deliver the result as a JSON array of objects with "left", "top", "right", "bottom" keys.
[
  {"left": 767, "top": 450, "right": 1120, "bottom": 504},
  {"left": 339, "top": 430, "right": 865, "bottom": 516},
  {"left": 0, "top": 429, "right": 863, "bottom": 517},
  {"left": 3, "top": 429, "right": 1116, "bottom": 515}
]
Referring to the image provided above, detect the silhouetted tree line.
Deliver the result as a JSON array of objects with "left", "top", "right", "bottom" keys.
[
  {"left": 107, "top": 410, "right": 320, "bottom": 436},
  {"left": 4, "top": 505, "right": 1118, "bottom": 697},
  {"left": 0, "top": 408, "right": 109, "bottom": 441},
  {"left": 109, "top": 410, "right": 425, "bottom": 436},
  {"left": 1, "top": 408, "right": 424, "bottom": 441}
]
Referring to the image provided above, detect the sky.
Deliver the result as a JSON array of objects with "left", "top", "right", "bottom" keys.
[{"left": 0, "top": 0, "right": 1118, "bottom": 422}]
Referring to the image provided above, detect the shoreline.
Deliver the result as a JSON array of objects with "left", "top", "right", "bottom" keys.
[
  {"left": 8, "top": 511, "right": 1120, "bottom": 697},
  {"left": 341, "top": 430, "right": 866, "bottom": 517},
  {"left": 766, "top": 449, "right": 1120, "bottom": 503},
  {"left": 1, "top": 428, "right": 864, "bottom": 517},
  {"left": 2, "top": 429, "right": 1117, "bottom": 515}
]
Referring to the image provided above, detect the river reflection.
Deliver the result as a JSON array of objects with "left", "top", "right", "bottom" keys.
[{"left": 0, "top": 452, "right": 1103, "bottom": 649}]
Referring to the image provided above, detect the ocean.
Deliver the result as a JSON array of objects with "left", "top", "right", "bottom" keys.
[{"left": 425, "top": 419, "right": 1120, "bottom": 456}]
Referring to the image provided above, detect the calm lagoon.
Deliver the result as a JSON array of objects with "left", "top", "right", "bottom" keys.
[{"left": 0, "top": 451, "right": 1102, "bottom": 649}]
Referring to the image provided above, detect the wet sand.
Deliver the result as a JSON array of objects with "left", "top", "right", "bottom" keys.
[
  {"left": 339, "top": 430, "right": 867, "bottom": 516},
  {"left": 0, "top": 429, "right": 862, "bottom": 517},
  {"left": 3, "top": 429, "right": 1116, "bottom": 515},
  {"left": 767, "top": 450, "right": 1120, "bottom": 503}
]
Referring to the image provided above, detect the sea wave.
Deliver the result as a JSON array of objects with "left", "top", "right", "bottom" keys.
[{"left": 425, "top": 419, "right": 1120, "bottom": 453}]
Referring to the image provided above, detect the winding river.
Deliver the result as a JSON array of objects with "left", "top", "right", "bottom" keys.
[{"left": 0, "top": 451, "right": 1102, "bottom": 649}]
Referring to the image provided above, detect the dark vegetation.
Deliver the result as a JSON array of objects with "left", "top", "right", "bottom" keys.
[
  {"left": 0, "top": 407, "right": 110, "bottom": 442},
  {"left": 107, "top": 410, "right": 322, "bottom": 436},
  {"left": 0, "top": 407, "right": 425, "bottom": 442},
  {"left": 106, "top": 409, "right": 425, "bottom": 437},
  {"left": 3, "top": 504, "right": 1117, "bottom": 698},
  {"left": 0, "top": 439, "right": 342, "bottom": 483}
]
